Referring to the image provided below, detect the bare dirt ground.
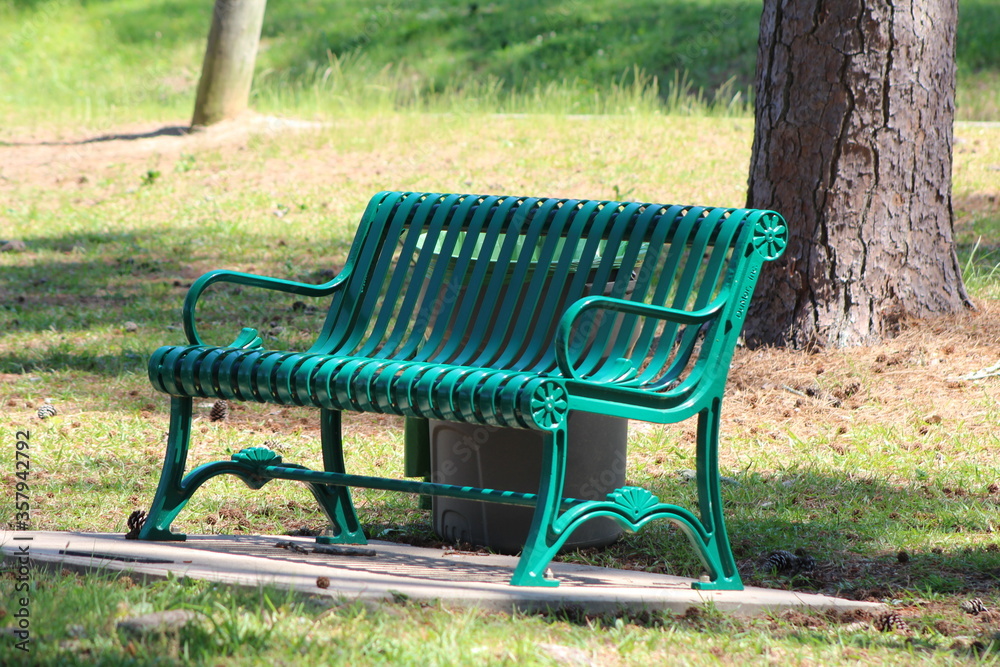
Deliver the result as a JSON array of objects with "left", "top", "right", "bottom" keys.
[{"left": 0, "top": 114, "right": 328, "bottom": 189}]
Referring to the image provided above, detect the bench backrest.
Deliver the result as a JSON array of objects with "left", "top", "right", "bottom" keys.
[{"left": 310, "top": 192, "right": 786, "bottom": 395}]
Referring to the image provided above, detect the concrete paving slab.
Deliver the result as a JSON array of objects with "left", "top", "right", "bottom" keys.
[{"left": 1, "top": 531, "right": 883, "bottom": 616}]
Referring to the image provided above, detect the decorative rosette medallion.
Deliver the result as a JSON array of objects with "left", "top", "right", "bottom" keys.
[
  {"left": 752, "top": 213, "right": 788, "bottom": 261},
  {"left": 529, "top": 381, "right": 569, "bottom": 429}
]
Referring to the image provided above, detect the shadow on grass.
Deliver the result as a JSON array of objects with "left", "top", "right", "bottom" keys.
[{"left": 0, "top": 227, "right": 334, "bottom": 374}]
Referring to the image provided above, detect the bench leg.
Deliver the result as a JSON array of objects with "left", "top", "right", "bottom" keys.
[
  {"left": 313, "top": 409, "right": 367, "bottom": 545},
  {"left": 692, "top": 401, "right": 742, "bottom": 590},
  {"left": 139, "top": 396, "right": 194, "bottom": 541},
  {"left": 507, "top": 402, "right": 743, "bottom": 590},
  {"left": 509, "top": 427, "right": 567, "bottom": 587}
]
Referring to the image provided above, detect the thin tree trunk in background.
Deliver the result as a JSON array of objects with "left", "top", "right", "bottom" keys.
[
  {"left": 191, "top": 0, "right": 267, "bottom": 128},
  {"left": 744, "top": 0, "right": 972, "bottom": 348}
]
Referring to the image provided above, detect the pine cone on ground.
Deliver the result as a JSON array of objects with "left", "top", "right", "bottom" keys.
[
  {"left": 962, "top": 598, "right": 989, "bottom": 615},
  {"left": 793, "top": 548, "right": 817, "bottom": 573},
  {"left": 124, "top": 510, "right": 147, "bottom": 540},
  {"left": 37, "top": 404, "right": 57, "bottom": 419},
  {"left": 209, "top": 399, "right": 229, "bottom": 422},
  {"left": 762, "top": 550, "right": 797, "bottom": 573},
  {"left": 762, "top": 549, "right": 815, "bottom": 575},
  {"left": 876, "top": 612, "right": 910, "bottom": 633}
]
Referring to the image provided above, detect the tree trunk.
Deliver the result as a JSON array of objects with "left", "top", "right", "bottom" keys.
[
  {"left": 191, "top": 0, "right": 268, "bottom": 128},
  {"left": 744, "top": 0, "right": 972, "bottom": 348}
]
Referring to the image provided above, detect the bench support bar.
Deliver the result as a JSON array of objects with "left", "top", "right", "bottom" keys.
[
  {"left": 139, "top": 398, "right": 368, "bottom": 545},
  {"left": 139, "top": 399, "right": 742, "bottom": 590}
]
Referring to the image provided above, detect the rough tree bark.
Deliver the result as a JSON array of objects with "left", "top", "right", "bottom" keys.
[
  {"left": 191, "top": 0, "right": 268, "bottom": 128},
  {"left": 744, "top": 0, "right": 972, "bottom": 348}
]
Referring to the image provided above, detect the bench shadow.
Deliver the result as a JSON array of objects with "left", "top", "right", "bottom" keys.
[
  {"left": 347, "top": 468, "right": 1000, "bottom": 602},
  {"left": 169, "top": 535, "right": 611, "bottom": 588},
  {"left": 59, "top": 463, "right": 1000, "bottom": 599}
]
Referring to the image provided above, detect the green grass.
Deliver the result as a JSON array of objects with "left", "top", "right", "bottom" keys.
[
  {"left": 0, "top": 0, "right": 206, "bottom": 127},
  {"left": 2, "top": 568, "right": 999, "bottom": 665},
  {"left": 953, "top": 123, "right": 1000, "bottom": 298},
  {"left": 1, "top": 0, "right": 998, "bottom": 125},
  {"left": 2, "top": 115, "right": 1000, "bottom": 662},
  {"left": 956, "top": 0, "right": 1000, "bottom": 120}
]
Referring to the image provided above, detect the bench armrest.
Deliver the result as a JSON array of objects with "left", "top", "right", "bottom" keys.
[
  {"left": 555, "top": 294, "right": 726, "bottom": 384},
  {"left": 183, "top": 269, "right": 349, "bottom": 346}
]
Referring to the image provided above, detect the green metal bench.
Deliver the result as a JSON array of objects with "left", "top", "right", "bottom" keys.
[{"left": 140, "top": 191, "right": 787, "bottom": 590}]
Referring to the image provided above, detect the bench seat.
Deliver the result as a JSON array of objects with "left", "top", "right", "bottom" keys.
[{"left": 149, "top": 344, "right": 567, "bottom": 430}]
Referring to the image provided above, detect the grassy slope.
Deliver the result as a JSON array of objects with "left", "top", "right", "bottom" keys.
[{"left": 0, "top": 0, "right": 998, "bottom": 125}]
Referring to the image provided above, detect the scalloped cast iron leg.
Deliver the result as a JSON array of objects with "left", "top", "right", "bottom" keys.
[
  {"left": 692, "top": 401, "right": 742, "bottom": 591},
  {"left": 313, "top": 409, "right": 367, "bottom": 545},
  {"left": 138, "top": 396, "right": 195, "bottom": 541},
  {"left": 510, "top": 427, "right": 568, "bottom": 587}
]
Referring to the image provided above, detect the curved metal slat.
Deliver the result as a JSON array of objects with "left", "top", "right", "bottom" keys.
[
  {"left": 513, "top": 199, "right": 604, "bottom": 372},
  {"left": 430, "top": 195, "right": 525, "bottom": 365},
  {"left": 467, "top": 196, "right": 558, "bottom": 368},
  {"left": 311, "top": 191, "right": 409, "bottom": 353},
  {"left": 573, "top": 201, "right": 652, "bottom": 379},
  {"left": 369, "top": 193, "right": 468, "bottom": 358}
]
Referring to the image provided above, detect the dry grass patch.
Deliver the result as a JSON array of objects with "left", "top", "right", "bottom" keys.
[{"left": 725, "top": 299, "right": 1000, "bottom": 451}]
